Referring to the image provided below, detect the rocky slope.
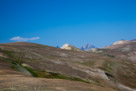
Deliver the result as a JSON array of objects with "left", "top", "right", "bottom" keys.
[
  {"left": 61, "top": 43, "right": 81, "bottom": 51},
  {"left": 0, "top": 42, "right": 136, "bottom": 91},
  {"left": 89, "top": 40, "right": 136, "bottom": 90},
  {"left": 101, "top": 40, "right": 136, "bottom": 62}
]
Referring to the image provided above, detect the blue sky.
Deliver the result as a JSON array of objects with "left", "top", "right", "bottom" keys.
[{"left": 0, "top": 0, "right": 136, "bottom": 48}]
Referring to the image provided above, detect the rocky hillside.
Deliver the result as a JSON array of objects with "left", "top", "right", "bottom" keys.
[
  {"left": 101, "top": 40, "right": 136, "bottom": 62},
  {"left": 0, "top": 42, "right": 136, "bottom": 91},
  {"left": 61, "top": 43, "right": 81, "bottom": 51}
]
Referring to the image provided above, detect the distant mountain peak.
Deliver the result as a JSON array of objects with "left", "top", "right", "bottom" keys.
[
  {"left": 61, "top": 43, "right": 71, "bottom": 50},
  {"left": 61, "top": 43, "right": 81, "bottom": 51},
  {"left": 81, "top": 44, "right": 95, "bottom": 51}
]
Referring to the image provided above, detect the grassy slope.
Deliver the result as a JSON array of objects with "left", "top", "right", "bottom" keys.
[{"left": 0, "top": 42, "right": 136, "bottom": 90}]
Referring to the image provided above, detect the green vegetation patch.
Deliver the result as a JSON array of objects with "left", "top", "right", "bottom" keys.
[
  {"left": 0, "top": 48, "right": 15, "bottom": 58},
  {"left": 0, "top": 48, "right": 24, "bottom": 65},
  {"left": 80, "top": 60, "right": 95, "bottom": 67},
  {"left": 22, "top": 65, "right": 89, "bottom": 83},
  {"left": 23, "top": 66, "right": 38, "bottom": 77},
  {"left": 99, "top": 60, "right": 115, "bottom": 74},
  {"left": 103, "top": 54, "right": 115, "bottom": 58}
]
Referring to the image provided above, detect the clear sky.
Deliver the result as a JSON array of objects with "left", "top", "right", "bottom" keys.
[{"left": 0, "top": 0, "right": 136, "bottom": 48}]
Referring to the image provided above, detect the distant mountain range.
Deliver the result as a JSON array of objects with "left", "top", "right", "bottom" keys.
[
  {"left": 60, "top": 43, "right": 96, "bottom": 51},
  {"left": 60, "top": 39, "right": 136, "bottom": 51},
  {"left": 80, "top": 44, "right": 95, "bottom": 51}
]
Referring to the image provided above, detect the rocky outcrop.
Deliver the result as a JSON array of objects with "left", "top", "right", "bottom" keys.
[
  {"left": 61, "top": 43, "right": 81, "bottom": 51},
  {"left": 103, "top": 40, "right": 135, "bottom": 50},
  {"left": 112, "top": 40, "right": 130, "bottom": 45}
]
